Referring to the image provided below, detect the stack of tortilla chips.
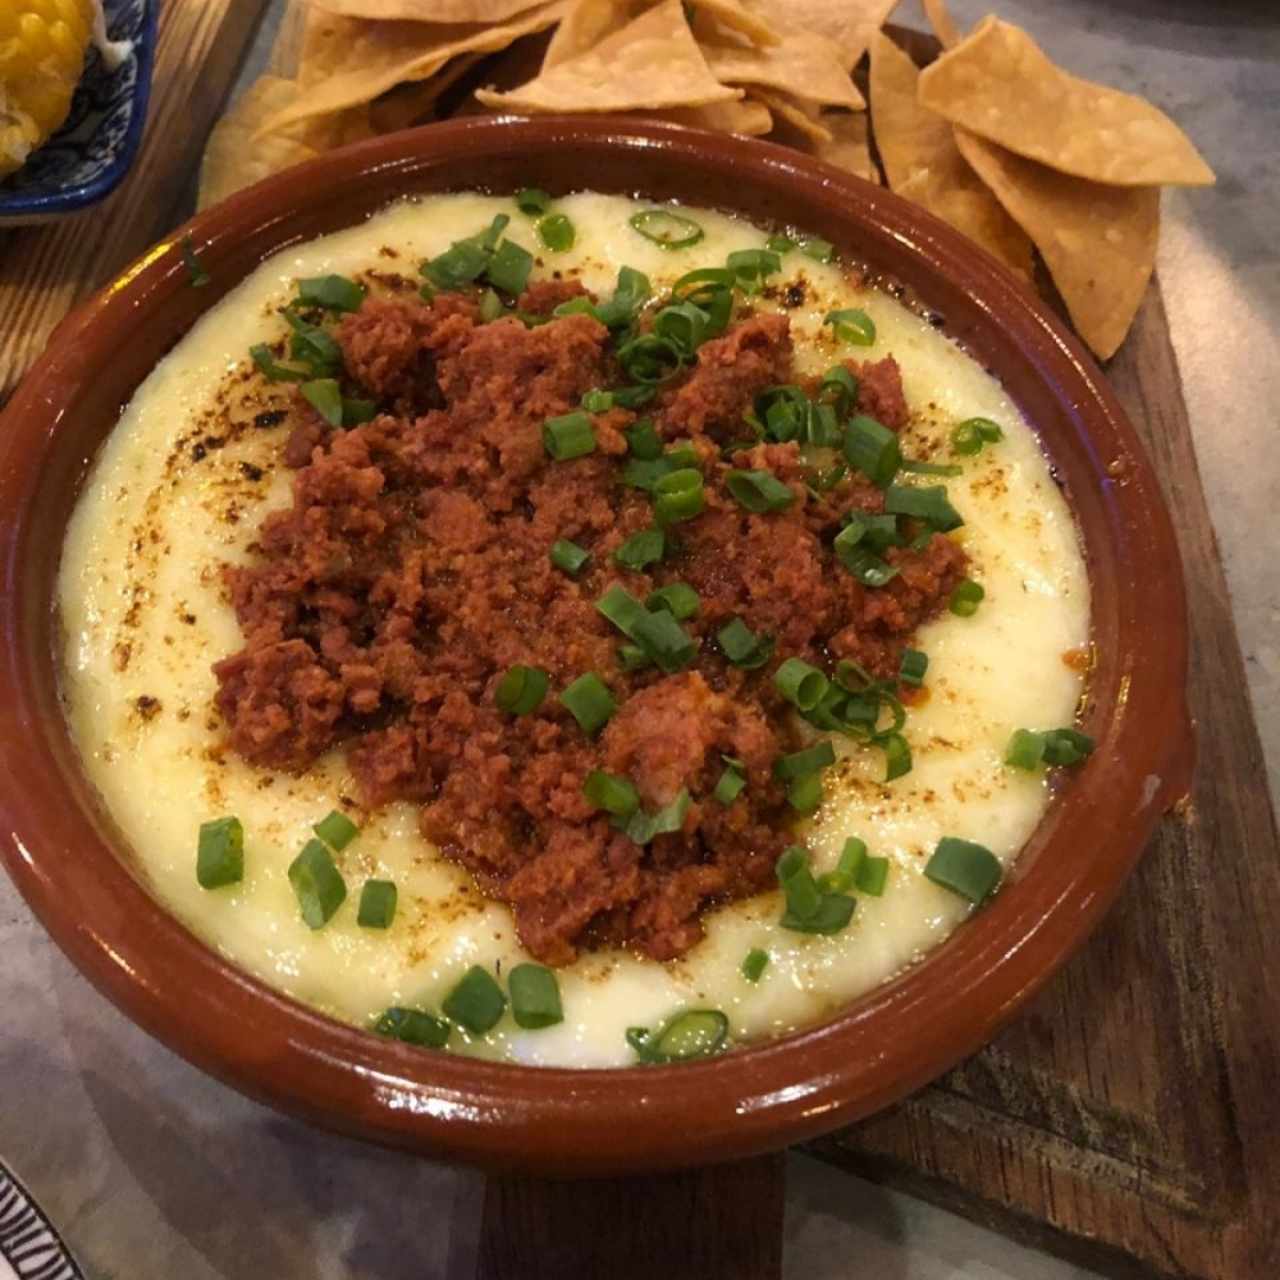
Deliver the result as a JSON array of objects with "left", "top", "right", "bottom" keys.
[{"left": 200, "top": 0, "right": 1213, "bottom": 360}]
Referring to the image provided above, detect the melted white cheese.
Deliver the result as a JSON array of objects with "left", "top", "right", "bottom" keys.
[{"left": 58, "top": 194, "right": 1089, "bottom": 1067}]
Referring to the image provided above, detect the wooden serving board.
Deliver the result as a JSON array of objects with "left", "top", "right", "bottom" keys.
[{"left": 2, "top": 10, "right": 1276, "bottom": 1280}]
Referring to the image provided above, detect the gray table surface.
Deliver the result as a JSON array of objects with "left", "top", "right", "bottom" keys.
[{"left": 2, "top": 2, "right": 1277, "bottom": 1277}]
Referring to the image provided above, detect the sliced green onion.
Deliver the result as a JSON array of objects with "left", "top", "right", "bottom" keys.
[
  {"left": 618, "top": 643, "right": 652, "bottom": 671},
  {"left": 725, "top": 247, "right": 781, "bottom": 293},
  {"left": 646, "top": 582, "right": 700, "bottom": 620},
  {"left": 766, "top": 233, "right": 795, "bottom": 253},
  {"left": 900, "top": 459, "right": 963, "bottom": 478},
  {"left": 775, "top": 658, "right": 829, "bottom": 711},
  {"left": 725, "top": 468, "right": 794, "bottom": 513},
  {"left": 773, "top": 740, "right": 836, "bottom": 781},
  {"left": 342, "top": 397, "right": 378, "bottom": 425},
  {"left": 314, "top": 809, "right": 358, "bottom": 851},
  {"left": 714, "top": 762, "right": 746, "bottom": 805},
  {"left": 776, "top": 846, "right": 823, "bottom": 921},
  {"left": 596, "top": 584, "right": 649, "bottom": 639},
  {"left": 281, "top": 308, "right": 343, "bottom": 376},
  {"left": 844, "top": 415, "right": 901, "bottom": 487},
  {"left": 899, "top": 649, "right": 929, "bottom": 687},
  {"left": 422, "top": 237, "right": 491, "bottom": 289},
  {"left": 839, "top": 544, "right": 899, "bottom": 587},
  {"left": 628, "top": 1009, "right": 728, "bottom": 1063},
  {"left": 550, "top": 538, "right": 590, "bottom": 576},
  {"left": 442, "top": 965, "right": 507, "bottom": 1034},
  {"left": 806, "top": 402, "right": 841, "bottom": 447},
  {"left": 581, "top": 388, "right": 614, "bottom": 412},
  {"left": 925, "top": 837, "right": 1002, "bottom": 904},
  {"left": 181, "top": 235, "right": 210, "bottom": 288},
  {"left": 614, "top": 789, "right": 690, "bottom": 846},
  {"left": 617, "top": 333, "right": 684, "bottom": 384},
  {"left": 653, "top": 301, "right": 709, "bottom": 355},
  {"left": 824, "top": 836, "right": 866, "bottom": 893},
  {"left": 594, "top": 265, "right": 651, "bottom": 328},
  {"left": 375, "top": 1007, "right": 450, "bottom": 1048},
  {"left": 250, "top": 344, "right": 308, "bottom": 382},
  {"left": 1042, "top": 728, "right": 1096, "bottom": 766},
  {"left": 542, "top": 410, "right": 597, "bottom": 460},
  {"left": 741, "top": 948, "right": 768, "bottom": 982},
  {"left": 357, "top": 879, "right": 397, "bottom": 928},
  {"left": 976, "top": 419, "right": 1004, "bottom": 442},
  {"left": 1006, "top": 728, "right": 1046, "bottom": 770},
  {"left": 798, "top": 237, "right": 835, "bottom": 263},
  {"left": 553, "top": 296, "right": 595, "bottom": 318},
  {"left": 782, "top": 892, "right": 856, "bottom": 934},
  {"left": 494, "top": 664, "right": 549, "bottom": 715},
  {"left": 478, "top": 287, "right": 504, "bottom": 322},
  {"left": 672, "top": 266, "right": 734, "bottom": 298},
  {"left": 756, "top": 385, "right": 809, "bottom": 443},
  {"left": 882, "top": 731, "right": 912, "bottom": 781},
  {"left": 614, "top": 384, "right": 656, "bottom": 409},
  {"left": 846, "top": 511, "right": 902, "bottom": 552},
  {"left": 614, "top": 527, "right": 666, "bottom": 571},
  {"left": 515, "top": 187, "right": 552, "bottom": 216},
  {"left": 819, "top": 364, "right": 858, "bottom": 415},
  {"left": 583, "top": 770, "right": 640, "bottom": 817},
  {"left": 196, "top": 816, "right": 244, "bottom": 889},
  {"left": 787, "top": 772, "right": 824, "bottom": 812},
  {"left": 653, "top": 467, "right": 704, "bottom": 524},
  {"left": 951, "top": 420, "right": 983, "bottom": 455},
  {"left": 560, "top": 673, "right": 616, "bottom": 735},
  {"left": 856, "top": 855, "right": 889, "bottom": 896},
  {"left": 809, "top": 461, "right": 848, "bottom": 493},
  {"left": 624, "top": 419, "right": 664, "bottom": 461},
  {"left": 537, "top": 212, "right": 575, "bottom": 252},
  {"left": 297, "top": 274, "right": 364, "bottom": 312},
  {"left": 301, "top": 378, "right": 343, "bottom": 427},
  {"left": 716, "top": 617, "right": 775, "bottom": 669},
  {"left": 949, "top": 578, "right": 985, "bottom": 616},
  {"left": 288, "top": 838, "right": 347, "bottom": 929},
  {"left": 630, "top": 208, "right": 705, "bottom": 249},
  {"left": 631, "top": 608, "right": 697, "bottom": 673},
  {"left": 509, "top": 963, "right": 563, "bottom": 1029},
  {"left": 884, "top": 484, "right": 963, "bottom": 531},
  {"left": 825, "top": 308, "right": 876, "bottom": 346}
]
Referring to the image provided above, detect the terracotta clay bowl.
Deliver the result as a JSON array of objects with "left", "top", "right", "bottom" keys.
[{"left": 0, "top": 117, "right": 1192, "bottom": 1176}]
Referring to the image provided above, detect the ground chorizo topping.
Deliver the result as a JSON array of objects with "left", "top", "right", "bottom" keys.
[{"left": 213, "top": 237, "right": 968, "bottom": 966}]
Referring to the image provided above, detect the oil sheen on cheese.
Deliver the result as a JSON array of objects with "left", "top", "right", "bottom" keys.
[{"left": 59, "top": 195, "right": 1090, "bottom": 1068}]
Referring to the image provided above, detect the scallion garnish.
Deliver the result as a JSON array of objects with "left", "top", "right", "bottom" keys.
[
  {"left": 618, "top": 643, "right": 652, "bottom": 671},
  {"left": 535, "top": 212, "right": 576, "bottom": 252},
  {"left": 342, "top": 397, "right": 378, "bottom": 425},
  {"left": 725, "top": 247, "right": 781, "bottom": 293},
  {"left": 949, "top": 578, "right": 985, "bottom": 616},
  {"left": 550, "top": 538, "right": 590, "bottom": 576},
  {"left": 583, "top": 770, "right": 640, "bottom": 817},
  {"left": 714, "top": 761, "right": 746, "bottom": 805},
  {"left": 617, "top": 333, "right": 684, "bottom": 384},
  {"left": 516, "top": 187, "right": 552, "bottom": 216},
  {"left": 725, "top": 468, "right": 794, "bottom": 513},
  {"left": 766, "top": 233, "right": 795, "bottom": 253},
  {"left": 631, "top": 608, "right": 697, "bottom": 673},
  {"left": 881, "top": 731, "right": 912, "bottom": 781},
  {"left": 629, "top": 208, "right": 705, "bottom": 249},
  {"left": 1005, "top": 728, "right": 1046, "bottom": 770},
  {"left": 442, "top": 965, "right": 507, "bottom": 1034},
  {"left": 357, "top": 879, "right": 397, "bottom": 928},
  {"left": 486, "top": 238, "right": 533, "bottom": 294},
  {"left": 627, "top": 1009, "right": 728, "bottom": 1063},
  {"left": 825, "top": 308, "right": 876, "bottom": 346},
  {"left": 755, "top": 385, "right": 808, "bottom": 444},
  {"left": 494, "top": 665, "right": 549, "bottom": 715},
  {"left": 787, "top": 772, "right": 824, "bottom": 813},
  {"left": 180, "top": 235, "right": 210, "bottom": 288},
  {"left": 823, "top": 837, "right": 866, "bottom": 893},
  {"left": 375, "top": 1007, "right": 450, "bottom": 1048},
  {"left": 951, "top": 420, "right": 983, "bottom": 455},
  {"left": 653, "top": 467, "right": 704, "bottom": 524},
  {"left": 624, "top": 419, "right": 663, "bottom": 460},
  {"left": 856, "top": 855, "right": 889, "bottom": 896},
  {"left": 884, "top": 484, "right": 963, "bottom": 531},
  {"left": 250, "top": 344, "right": 307, "bottom": 382},
  {"left": 798, "top": 236, "right": 835, "bottom": 263},
  {"left": 614, "top": 384, "right": 656, "bottom": 409},
  {"left": 421, "top": 227, "right": 497, "bottom": 289},
  {"left": 925, "top": 837, "right": 1002, "bottom": 904},
  {"left": 900, "top": 459, "right": 963, "bottom": 477},
  {"left": 314, "top": 809, "right": 358, "bottom": 851},
  {"left": 741, "top": 948, "right": 769, "bottom": 982},
  {"left": 596, "top": 584, "right": 650, "bottom": 639},
  {"left": 282, "top": 309, "right": 343, "bottom": 377},
  {"left": 542, "top": 410, "right": 597, "bottom": 460},
  {"left": 774, "top": 658, "right": 829, "bottom": 711},
  {"left": 899, "top": 649, "right": 929, "bottom": 687},
  {"left": 614, "top": 789, "right": 690, "bottom": 846},
  {"left": 818, "top": 364, "right": 858, "bottom": 415},
  {"left": 581, "top": 388, "right": 614, "bottom": 412},
  {"left": 773, "top": 740, "right": 836, "bottom": 781},
  {"left": 1041, "top": 728, "right": 1095, "bottom": 766},
  {"left": 716, "top": 617, "right": 775, "bottom": 669},
  {"left": 776, "top": 846, "right": 855, "bottom": 934},
  {"left": 478, "top": 287, "right": 504, "bottom": 322},
  {"left": 843, "top": 415, "right": 901, "bottom": 488},
  {"left": 297, "top": 274, "right": 365, "bottom": 312},
  {"left": 301, "top": 378, "right": 344, "bottom": 427},
  {"left": 593, "top": 265, "right": 651, "bottom": 328},
  {"left": 509, "top": 963, "right": 564, "bottom": 1029},
  {"left": 646, "top": 582, "right": 700, "bottom": 620},
  {"left": 560, "top": 673, "right": 616, "bottom": 735},
  {"left": 834, "top": 522, "right": 900, "bottom": 586},
  {"left": 614, "top": 527, "right": 666, "bottom": 571},
  {"left": 288, "top": 838, "right": 347, "bottom": 929},
  {"left": 196, "top": 816, "right": 244, "bottom": 889},
  {"left": 653, "top": 301, "right": 710, "bottom": 355}
]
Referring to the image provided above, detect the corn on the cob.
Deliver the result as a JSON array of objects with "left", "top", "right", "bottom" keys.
[{"left": 0, "top": 0, "right": 96, "bottom": 180}]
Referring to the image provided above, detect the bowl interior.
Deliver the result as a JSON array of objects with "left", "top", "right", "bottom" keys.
[{"left": 0, "top": 117, "right": 1192, "bottom": 1175}]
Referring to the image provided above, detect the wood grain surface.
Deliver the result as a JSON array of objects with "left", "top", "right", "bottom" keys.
[{"left": 0, "top": 0, "right": 271, "bottom": 399}]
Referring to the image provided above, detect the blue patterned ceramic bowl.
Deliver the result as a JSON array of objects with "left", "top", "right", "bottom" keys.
[{"left": 0, "top": 0, "right": 157, "bottom": 225}]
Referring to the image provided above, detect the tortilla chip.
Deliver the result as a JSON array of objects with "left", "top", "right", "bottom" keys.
[
  {"left": 542, "top": 0, "right": 634, "bottom": 69},
  {"left": 919, "top": 17, "right": 1214, "bottom": 187},
  {"left": 635, "top": 99, "right": 773, "bottom": 135},
  {"left": 477, "top": 0, "right": 740, "bottom": 113},
  {"left": 367, "top": 55, "right": 483, "bottom": 131},
  {"left": 263, "top": 3, "right": 565, "bottom": 133},
  {"left": 686, "top": 0, "right": 779, "bottom": 47},
  {"left": 955, "top": 129, "right": 1159, "bottom": 359},
  {"left": 740, "top": 0, "right": 901, "bottom": 72},
  {"left": 198, "top": 76, "right": 375, "bottom": 210},
  {"left": 922, "top": 0, "right": 961, "bottom": 49},
  {"left": 869, "top": 33, "right": 1032, "bottom": 280},
  {"left": 701, "top": 30, "right": 864, "bottom": 110},
  {"left": 309, "top": 0, "right": 545, "bottom": 18},
  {"left": 806, "top": 110, "right": 878, "bottom": 184},
  {"left": 753, "top": 91, "right": 833, "bottom": 145}
]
